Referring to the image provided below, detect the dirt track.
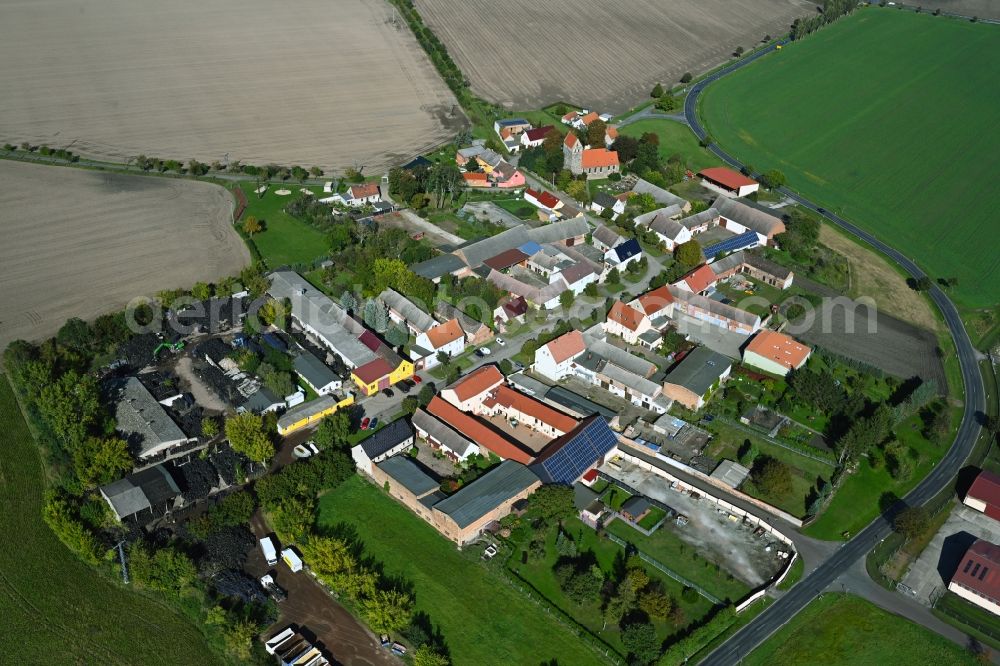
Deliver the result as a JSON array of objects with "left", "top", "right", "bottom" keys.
[
  {"left": 0, "top": 161, "right": 249, "bottom": 351},
  {"left": 0, "top": 0, "right": 462, "bottom": 172},
  {"left": 415, "top": 0, "right": 815, "bottom": 112}
]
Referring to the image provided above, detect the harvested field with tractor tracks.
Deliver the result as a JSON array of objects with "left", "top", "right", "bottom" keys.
[
  {"left": 0, "top": 0, "right": 462, "bottom": 172},
  {"left": 0, "top": 161, "right": 249, "bottom": 351},
  {"left": 414, "top": 0, "right": 815, "bottom": 112}
]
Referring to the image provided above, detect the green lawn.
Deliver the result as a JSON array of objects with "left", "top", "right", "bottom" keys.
[
  {"left": 804, "top": 408, "right": 954, "bottom": 540},
  {"left": 700, "top": 9, "right": 1000, "bottom": 309},
  {"left": 315, "top": 477, "right": 603, "bottom": 666},
  {"left": 0, "top": 376, "right": 223, "bottom": 665},
  {"left": 619, "top": 118, "right": 721, "bottom": 171},
  {"left": 492, "top": 197, "right": 538, "bottom": 220},
  {"left": 606, "top": 520, "right": 751, "bottom": 603},
  {"left": 934, "top": 591, "right": 1000, "bottom": 651},
  {"left": 508, "top": 517, "right": 715, "bottom": 659},
  {"left": 745, "top": 593, "right": 974, "bottom": 666},
  {"left": 237, "top": 182, "right": 330, "bottom": 268}
]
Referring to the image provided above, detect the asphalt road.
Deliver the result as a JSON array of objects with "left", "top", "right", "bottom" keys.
[{"left": 684, "top": 41, "right": 988, "bottom": 665}]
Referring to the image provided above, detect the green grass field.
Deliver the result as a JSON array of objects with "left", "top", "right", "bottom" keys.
[
  {"left": 237, "top": 182, "right": 330, "bottom": 268},
  {"left": 0, "top": 376, "right": 223, "bottom": 665},
  {"left": 745, "top": 593, "right": 973, "bottom": 665},
  {"left": 315, "top": 476, "right": 603, "bottom": 666},
  {"left": 700, "top": 9, "right": 1000, "bottom": 309},
  {"left": 619, "top": 118, "right": 721, "bottom": 171}
]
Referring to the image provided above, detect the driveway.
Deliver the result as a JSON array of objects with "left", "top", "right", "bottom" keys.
[{"left": 901, "top": 504, "right": 999, "bottom": 606}]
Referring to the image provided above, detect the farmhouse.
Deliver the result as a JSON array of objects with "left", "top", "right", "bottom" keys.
[
  {"left": 524, "top": 188, "right": 562, "bottom": 212},
  {"left": 440, "top": 364, "right": 505, "bottom": 411},
  {"left": 410, "top": 254, "right": 470, "bottom": 283},
  {"left": 964, "top": 470, "right": 1000, "bottom": 521},
  {"left": 480, "top": 384, "right": 578, "bottom": 439},
  {"left": 487, "top": 269, "right": 567, "bottom": 310},
  {"left": 595, "top": 362, "right": 670, "bottom": 413},
  {"left": 412, "top": 407, "right": 480, "bottom": 463},
  {"left": 112, "top": 377, "right": 194, "bottom": 459},
  {"left": 427, "top": 396, "right": 533, "bottom": 464},
  {"left": 661, "top": 346, "right": 732, "bottom": 410},
  {"left": 455, "top": 144, "right": 487, "bottom": 167},
  {"left": 351, "top": 418, "right": 416, "bottom": 476},
  {"left": 494, "top": 118, "right": 531, "bottom": 137},
  {"left": 293, "top": 351, "right": 342, "bottom": 395},
  {"left": 677, "top": 207, "right": 720, "bottom": 234},
  {"left": 676, "top": 264, "right": 719, "bottom": 296},
  {"left": 590, "top": 192, "right": 625, "bottom": 219},
  {"left": 604, "top": 300, "right": 654, "bottom": 345},
  {"left": 493, "top": 294, "right": 528, "bottom": 330},
  {"left": 100, "top": 464, "right": 180, "bottom": 523},
  {"left": 351, "top": 355, "right": 414, "bottom": 396},
  {"left": 632, "top": 285, "right": 675, "bottom": 325},
  {"left": 435, "top": 301, "right": 492, "bottom": 346},
  {"left": 379, "top": 288, "right": 435, "bottom": 335},
  {"left": 340, "top": 182, "right": 382, "bottom": 206},
  {"left": 415, "top": 319, "right": 466, "bottom": 368},
  {"left": 604, "top": 238, "right": 642, "bottom": 271},
  {"left": 534, "top": 330, "right": 586, "bottom": 381},
  {"left": 708, "top": 250, "right": 795, "bottom": 289},
  {"left": 669, "top": 285, "right": 761, "bottom": 334},
  {"left": 592, "top": 224, "right": 624, "bottom": 252},
  {"left": 372, "top": 456, "right": 443, "bottom": 523},
  {"left": 948, "top": 539, "right": 1000, "bottom": 616},
  {"left": 648, "top": 215, "right": 692, "bottom": 251},
  {"left": 699, "top": 167, "right": 759, "bottom": 198},
  {"left": 557, "top": 261, "right": 600, "bottom": 296},
  {"left": 743, "top": 330, "right": 811, "bottom": 376},
  {"left": 431, "top": 461, "right": 541, "bottom": 545},
  {"left": 242, "top": 387, "right": 285, "bottom": 415},
  {"left": 521, "top": 125, "right": 555, "bottom": 149}
]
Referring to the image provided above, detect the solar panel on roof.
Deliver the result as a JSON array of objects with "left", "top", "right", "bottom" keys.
[{"left": 703, "top": 231, "right": 759, "bottom": 259}]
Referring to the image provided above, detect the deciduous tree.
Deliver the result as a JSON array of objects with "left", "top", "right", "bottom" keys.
[{"left": 225, "top": 412, "right": 274, "bottom": 462}]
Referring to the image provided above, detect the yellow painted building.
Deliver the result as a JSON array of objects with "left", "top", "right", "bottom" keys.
[
  {"left": 351, "top": 358, "right": 414, "bottom": 396},
  {"left": 277, "top": 393, "right": 355, "bottom": 436}
]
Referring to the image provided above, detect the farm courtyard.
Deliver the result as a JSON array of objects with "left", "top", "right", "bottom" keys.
[
  {"left": 414, "top": 0, "right": 815, "bottom": 112},
  {"left": 0, "top": 0, "right": 462, "bottom": 172},
  {"left": 700, "top": 9, "right": 1000, "bottom": 309},
  {"left": 0, "top": 161, "right": 249, "bottom": 350}
]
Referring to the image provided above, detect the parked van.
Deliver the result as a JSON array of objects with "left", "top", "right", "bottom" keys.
[
  {"left": 259, "top": 536, "right": 278, "bottom": 566},
  {"left": 282, "top": 547, "right": 303, "bottom": 573}
]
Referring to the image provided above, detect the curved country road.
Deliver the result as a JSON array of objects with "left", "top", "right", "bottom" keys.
[{"left": 683, "top": 40, "right": 987, "bottom": 665}]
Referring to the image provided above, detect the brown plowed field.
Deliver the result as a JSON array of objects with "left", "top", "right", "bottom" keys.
[
  {"left": 415, "top": 0, "right": 815, "bottom": 112},
  {"left": 0, "top": 161, "right": 250, "bottom": 351},
  {"left": 0, "top": 0, "right": 462, "bottom": 172}
]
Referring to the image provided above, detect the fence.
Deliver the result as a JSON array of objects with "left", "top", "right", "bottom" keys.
[
  {"left": 717, "top": 416, "right": 835, "bottom": 466},
  {"left": 934, "top": 597, "right": 1000, "bottom": 644},
  {"left": 605, "top": 532, "right": 722, "bottom": 605}
]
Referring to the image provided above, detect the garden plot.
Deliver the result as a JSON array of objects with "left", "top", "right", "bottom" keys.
[{"left": 0, "top": 0, "right": 461, "bottom": 172}]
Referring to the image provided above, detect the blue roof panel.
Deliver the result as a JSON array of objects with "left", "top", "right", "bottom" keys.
[{"left": 703, "top": 231, "right": 759, "bottom": 259}]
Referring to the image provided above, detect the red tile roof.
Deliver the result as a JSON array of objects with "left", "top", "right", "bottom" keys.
[
  {"left": 537, "top": 190, "right": 561, "bottom": 209},
  {"left": 968, "top": 470, "right": 1000, "bottom": 519},
  {"left": 358, "top": 329, "right": 382, "bottom": 352},
  {"left": 463, "top": 172, "right": 488, "bottom": 183},
  {"left": 745, "top": 330, "right": 811, "bottom": 371},
  {"left": 698, "top": 167, "right": 757, "bottom": 191},
  {"left": 951, "top": 539, "right": 1000, "bottom": 604},
  {"left": 353, "top": 357, "right": 393, "bottom": 384},
  {"left": 449, "top": 364, "right": 504, "bottom": 403},
  {"left": 427, "top": 396, "right": 532, "bottom": 464},
  {"left": 425, "top": 318, "right": 465, "bottom": 350},
  {"left": 349, "top": 181, "right": 380, "bottom": 199},
  {"left": 636, "top": 285, "right": 674, "bottom": 316},
  {"left": 502, "top": 295, "right": 528, "bottom": 317},
  {"left": 605, "top": 127, "right": 618, "bottom": 139},
  {"left": 544, "top": 330, "right": 585, "bottom": 364},
  {"left": 482, "top": 385, "right": 578, "bottom": 434},
  {"left": 483, "top": 248, "right": 529, "bottom": 271},
  {"left": 580, "top": 112, "right": 600, "bottom": 126},
  {"left": 582, "top": 469, "right": 599, "bottom": 483},
  {"left": 564, "top": 133, "right": 579, "bottom": 148},
  {"left": 607, "top": 300, "right": 645, "bottom": 332},
  {"left": 562, "top": 111, "right": 579, "bottom": 122},
  {"left": 581, "top": 149, "right": 619, "bottom": 169},
  {"left": 681, "top": 264, "right": 717, "bottom": 294},
  {"left": 524, "top": 126, "right": 555, "bottom": 142}
]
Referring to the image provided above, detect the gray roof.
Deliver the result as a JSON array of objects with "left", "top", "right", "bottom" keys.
[
  {"left": 592, "top": 224, "right": 623, "bottom": 248},
  {"left": 543, "top": 385, "right": 617, "bottom": 421},
  {"left": 664, "top": 346, "right": 733, "bottom": 396},
  {"left": 711, "top": 460, "right": 751, "bottom": 488},
  {"left": 454, "top": 226, "right": 533, "bottom": 268},
  {"left": 410, "top": 254, "right": 468, "bottom": 280},
  {"left": 601, "top": 362, "right": 661, "bottom": 399},
  {"left": 357, "top": 418, "right": 415, "bottom": 458},
  {"left": 574, "top": 482, "right": 600, "bottom": 510},
  {"left": 435, "top": 301, "right": 486, "bottom": 337},
  {"left": 744, "top": 251, "right": 793, "bottom": 280},
  {"left": 100, "top": 465, "right": 180, "bottom": 520},
  {"left": 243, "top": 387, "right": 283, "bottom": 413},
  {"left": 411, "top": 408, "right": 478, "bottom": 458},
  {"left": 277, "top": 394, "right": 340, "bottom": 430},
  {"left": 634, "top": 204, "right": 683, "bottom": 230},
  {"left": 581, "top": 335, "right": 657, "bottom": 377},
  {"left": 377, "top": 456, "right": 439, "bottom": 497},
  {"left": 433, "top": 460, "right": 539, "bottom": 528},
  {"left": 593, "top": 192, "right": 617, "bottom": 208},
  {"left": 379, "top": 288, "right": 435, "bottom": 332},
  {"left": 711, "top": 196, "right": 784, "bottom": 237},
  {"left": 560, "top": 261, "right": 597, "bottom": 286},
  {"left": 528, "top": 217, "right": 590, "bottom": 245},
  {"left": 708, "top": 251, "right": 747, "bottom": 276},
  {"left": 268, "top": 271, "right": 376, "bottom": 367},
  {"left": 649, "top": 215, "right": 686, "bottom": 240},
  {"left": 458, "top": 145, "right": 487, "bottom": 159},
  {"left": 678, "top": 207, "right": 720, "bottom": 230},
  {"left": 668, "top": 285, "right": 761, "bottom": 328},
  {"left": 621, "top": 495, "right": 653, "bottom": 517},
  {"left": 293, "top": 351, "right": 339, "bottom": 391},
  {"left": 631, "top": 178, "right": 688, "bottom": 207},
  {"left": 113, "top": 377, "right": 188, "bottom": 457},
  {"left": 488, "top": 269, "right": 568, "bottom": 306}
]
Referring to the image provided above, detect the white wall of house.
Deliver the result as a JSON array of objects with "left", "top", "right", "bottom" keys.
[
  {"left": 603, "top": 316, "right": 654, "bottom": 346},
  {"left": 742, "top": 350, "right": 805, "bottom": 377},
  {"left": 533, "top": 345, "right": 579, "bottom": 382},
  {"left": 654, "top": 226, "right": 691, "bottom": 251},
  {"left": 415, "top": 333, "right": 466, "bottom": 368},
  {"left": 605, "top": 249, "right": 642, "bottom": 272}
]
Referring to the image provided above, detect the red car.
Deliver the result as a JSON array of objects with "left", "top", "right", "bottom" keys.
[
  {"left": 413, "top": 375, "right": 422, "bottom": 384},
  {"left": 360, "top": 417, "right": 371, "bottom": 431}
]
